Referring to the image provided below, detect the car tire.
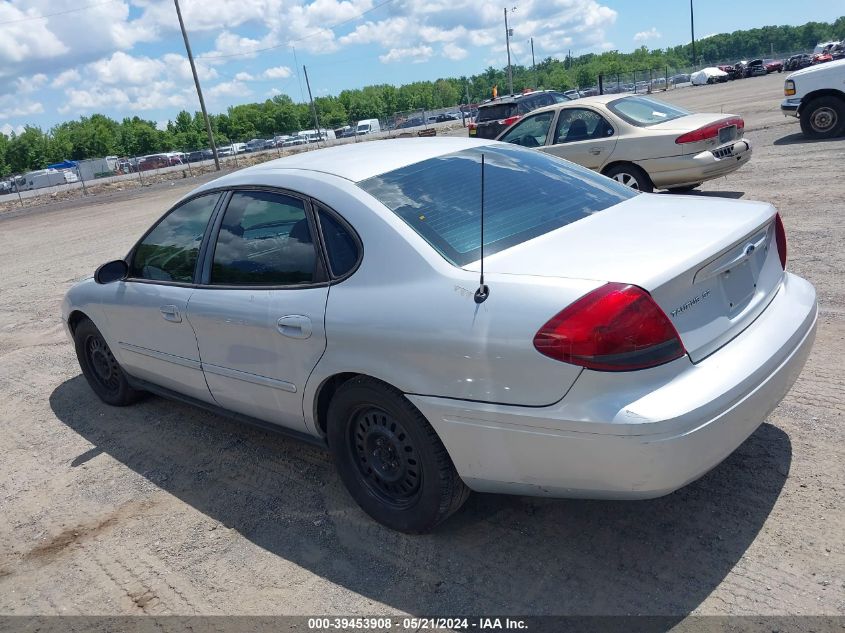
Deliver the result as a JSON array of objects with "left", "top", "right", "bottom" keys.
[
  {"left": 800, "top": 96, "right": 845, "bottom": 139},
  {"left": 604, "top": 163, "right": 654, "bottom": 193},
  {"left": 327, "top": 376, "right": 470, "bottom": 533},
  {"left": 667, "top": 183, "right": 702, "bottom": 193},
  {"left": 73, "top": 317, "right": 144, "bottom": 406}
]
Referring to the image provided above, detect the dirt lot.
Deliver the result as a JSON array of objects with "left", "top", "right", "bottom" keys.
[{"left": 0, "top": 71, "right": 843, "bottom": 619}]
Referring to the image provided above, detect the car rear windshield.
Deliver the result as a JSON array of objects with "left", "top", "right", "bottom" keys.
[
  {"left": 607, "top": 96, "right": 691, "bottom": 127},
  {"left": 477, "top": 103, "right": 518, "bottom": 122},
  {"left": 357, "top": 145, "right": 634, "bottom": 267}
]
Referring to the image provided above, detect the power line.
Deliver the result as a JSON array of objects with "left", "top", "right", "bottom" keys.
[
  {"left": 198, "top": 0, "right": 399, "bottom": 60},
  {"left": 0, "top": 0, "right": 120, "bottom": 25}
]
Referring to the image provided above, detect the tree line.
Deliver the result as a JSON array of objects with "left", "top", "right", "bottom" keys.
[{"left": 1, "top": 16, "right": 842, "bottom": 177}]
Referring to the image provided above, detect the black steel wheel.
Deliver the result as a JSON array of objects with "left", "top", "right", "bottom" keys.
[
  {"left": 73, "top": 317, "right": 143, "bottom": 406},
  {"left": 327, "top": 376, "right": 469, "bottom": 533},
  {"left": 800, "top": 96, "right": 845, "bottom": 139}
]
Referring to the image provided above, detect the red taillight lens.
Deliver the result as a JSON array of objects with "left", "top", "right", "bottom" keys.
[
  {"left": 502, "top": 115, "right": 521, "bottom": 126},
  {"left": 533, "top": 283, "right": 686, "bottom": 371},
  {"left": 774, "top": 213, "right": 787, "bottom": 269},
  {"left": 675, "top": 117, "right": 745, "bottom": 144}
]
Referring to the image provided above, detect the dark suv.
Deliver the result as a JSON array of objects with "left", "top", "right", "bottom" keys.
[{"left": 469, "top": 90, "right": 571, "bottom": 139}]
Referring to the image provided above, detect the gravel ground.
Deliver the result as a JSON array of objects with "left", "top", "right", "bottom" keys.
[{"left": 0, "top": 71, "right": 842, "bottom": 619}]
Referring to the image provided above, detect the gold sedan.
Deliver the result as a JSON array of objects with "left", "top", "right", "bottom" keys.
[{"left": 496, "top": 94, "right": 752, "bottom": 192}]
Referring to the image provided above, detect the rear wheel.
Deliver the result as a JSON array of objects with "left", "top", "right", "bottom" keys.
[
  {"left": 327, "top": 376, "right": 469, "bottom": 533},
  {"left": 73, "top": 317, "right": 143, "bottom": 406},
  {"left": 604, "top": 163, "right": 654, "bottom": 193},
  {"left": 800, "top": 96, "right": 845, "bottom": 139}
]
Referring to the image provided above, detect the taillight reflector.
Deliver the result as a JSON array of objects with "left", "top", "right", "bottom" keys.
[
  {"left": 774, "top": 213, "right": 787, "bottom": 269},
  {"left": 533, "top": 283, "right": 686, "bottom": 371},
  {"left": 675, "top": 117, "right": 745, "bottom": 144},
  {"left": 501, "top": 115, "right": 521, "bottom": 126}
]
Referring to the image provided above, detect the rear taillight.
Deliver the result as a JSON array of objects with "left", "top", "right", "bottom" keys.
[
  {"left": 774, "top": 213, "right": 787, "bottom": 269},
  {"left": 533, "top": 283, "right": 686, "bottom": 371},
  {"left": 468, "top": 122, "right": 477, "bottom": 129},
  {"left": 501, "top": 115, "right": 521, "bottom": 127},
  {"left": 675, "top": 117, "right": 745, "bottom": 144}
]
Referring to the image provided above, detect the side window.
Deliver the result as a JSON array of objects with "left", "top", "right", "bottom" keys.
[
  {"left": 211, "top": 190, "right": 317, "bottom": 286},
  {"left": 130, "top": 193, "right": 219, "bottom": 282},
  {"left": 318, "top": 208, "right": 359, "bottom": 277},
  {"left": 499, "top": 111, "right": 554, "bottom": 147},
  {"left": 553, "top": 109, "right": 615, "bottom": 144},
  {"left": 518, "top": 97, "right": 539, "bottom": 115}
]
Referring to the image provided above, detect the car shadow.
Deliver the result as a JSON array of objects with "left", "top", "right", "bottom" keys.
[
  {"left": 49, "top": 376, "right": 791, "bottom": 616},
  {"left": 773, "top": 132, "right": 845, "bottom": 146}
]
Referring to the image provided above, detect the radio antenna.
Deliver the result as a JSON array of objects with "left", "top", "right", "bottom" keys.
[{"left": 474, "top": 153, "right": 490, "bottom": 304}]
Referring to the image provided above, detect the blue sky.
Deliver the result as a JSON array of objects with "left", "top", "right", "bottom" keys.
[{"left": 1, "top": 0, "right": 842, "bottom": 134}]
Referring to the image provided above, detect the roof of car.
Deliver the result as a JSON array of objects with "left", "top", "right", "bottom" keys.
[
  {"left": 478, "top": 90, "right": 562, "bottom": 107},
  {"left": 215, "top": 137, "right": 497, "bottom": 183}
]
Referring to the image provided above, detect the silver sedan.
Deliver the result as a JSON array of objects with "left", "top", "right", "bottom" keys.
[{"left": 62, "top": 138, "right": 817, "bottom": 533}]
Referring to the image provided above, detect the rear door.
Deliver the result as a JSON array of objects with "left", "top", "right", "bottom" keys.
[
  {"left": 541, "top": 107, "right": 618, "bottom": 170},
  {"left": 186, "top": 189, "right": 329, "bottom": 432}
]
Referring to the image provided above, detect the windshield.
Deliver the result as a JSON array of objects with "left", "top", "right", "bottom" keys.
[
  {"left": 358, "top": 145, "right": 634, "bottom": 267},
  {"left": 607, "top": 96, "right": 691, "bottom": 127}
]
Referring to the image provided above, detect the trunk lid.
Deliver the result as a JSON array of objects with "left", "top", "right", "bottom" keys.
[
  {"left": 468, "top": 194, "right": 784, "bottom": 362},
  {"left": 650, "top": 113, "right": 746, "bottom": 155}
]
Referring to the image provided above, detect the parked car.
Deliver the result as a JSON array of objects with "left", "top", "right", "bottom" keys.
[
  {"left": 186, "top": 149, "right": 213, "bottom": 163},
  {"left": 812, "top": 51, "right": 833, "bottom": 65},
  {"left": 765, "top": 60, "right": 784, "bottom": 73},
  {"left": 245, "top": 139, "right": 267, "bottom": 152},
  {"left": 744, "top": 59, "right": 767, "bottom": 77},
  {"left": 63, "top": 138, "right": 816, "bottom": 533},
  {"left": 717, "top": 64, "right": 738, "bottom": 79},
  {"left": 397, "top": 117, "right": 425, "bottom": 129},
  {"left": 782, "top": 58, "right": 845, "bottom": 138},
  {"left": 217, "top": 146, "right": 235, "bottom": 157},
  {"left": 282, "top": 136, "right": 308, "bottom": 147},
  {"left": 138, "top": 155, "right": 169, "bottom": 171},
  {"left": 469, "top": 90, "right": 572, "bottom": 139},
  {"left": 497, "top": 94, "right": 752, "bottom": 192},
  {"left": 356, "top": 119, "right": 381, "bottom": 135},
  {"left": 785, "top": 54, "right": 813, "bottom": 71},
  {"left": 435, "top": 113, "right": 459, "bottom": 122}
]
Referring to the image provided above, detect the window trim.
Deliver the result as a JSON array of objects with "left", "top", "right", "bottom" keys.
[
  {"left": 199, "top": 186, "right": 330, "bottom": 290},
  {"left": 124, "top": 190, "right": 226, "bottom": 287}
]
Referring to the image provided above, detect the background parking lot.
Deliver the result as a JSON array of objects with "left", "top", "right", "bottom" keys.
[{"left": 0, "top": 72, "right": 842, "bottom": 617}]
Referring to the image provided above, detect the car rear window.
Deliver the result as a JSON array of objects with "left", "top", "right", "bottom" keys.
[
  {"left": 607, "top": 96, "right": 690, "bottom": 127},
  {"left": 477, "top": 103, "right": 517, "bottom": 122},
  {"left": 358, "top": 145, "right": 634, "bottom": 267}
]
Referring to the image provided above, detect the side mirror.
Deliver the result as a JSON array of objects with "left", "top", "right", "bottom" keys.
[{"left": 94, "top": 259, "right": 129, "bottom": 284}]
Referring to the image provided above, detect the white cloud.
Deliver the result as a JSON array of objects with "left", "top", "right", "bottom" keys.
[
  {"left": 268, "top": 88, "right": 282, "bottom": 96},
  {"left": 51, "top": 69, "right": 81, "bottom": 88},
  {"left": 207, "top": 80, "right": 252, "bottom": 98},
  {"left": 0, "top": 100, "right": 44, "bottom": 120},
  {"left": 235, "top": 72, "right": 255, "bottom": 81},
  {"left": 634, "top": 27, "right": 661, "bottom": 43},
  {"left": 442, "top": 42, "right": 468, "bottom": 60},
  {"left": 263, "top": 66, "right": 293, "bottom": 79},
  {"left": 1, "top": 122, "right": 25, "bottom": 136},
  {"left": 379, "top": 45, "right": 434, "bottom": 64},
  {"left": 15, "top": 73, "right": 48, "bottom": 94},
  {"left": 89, "top": 51, "right": 165, "bottom": 86}
]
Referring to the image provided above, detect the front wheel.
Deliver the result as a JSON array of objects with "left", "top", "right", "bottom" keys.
[
  {"left": 604, "top": 163, "right": 654, "bottom": 193},
  {"left": 800, "top": 96, "right": 845, "bottom": 139},
  {"left": 73, "top": 317, "right": 143, "bottom": 406},
  {"left": 327, "top": 376, "right": 469, "bottom": 533}
]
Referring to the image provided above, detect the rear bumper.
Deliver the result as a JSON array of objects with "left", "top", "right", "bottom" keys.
[
  {"left": 642, "top": 139, "right": 752, "bottom": 189},
  {"left": 410, "top": 272, "right": 816, "bottom": 499}
]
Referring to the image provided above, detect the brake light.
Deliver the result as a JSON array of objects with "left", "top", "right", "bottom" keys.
[
  {"left": 501, "top": 115, "right": 521, "bottom": 127},
  {"left": 675, "top": 117, "right": 745, "bottom": 144},
  {"left": 468, "top": 122, "right": 477, "bottom": 130},
  {"left": 533, "top": 283, "right": 686, "bottom": 371},
  {"left": 774, "top": 213, "right": 787, "bottom": 269}
]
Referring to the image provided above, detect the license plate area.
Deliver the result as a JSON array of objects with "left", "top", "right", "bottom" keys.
[
  {"left": 719, "top": 125, "right": 737, "bottom": 143},
  {"left": 721, "top": 260, "right": 755, "bottom": 313}
]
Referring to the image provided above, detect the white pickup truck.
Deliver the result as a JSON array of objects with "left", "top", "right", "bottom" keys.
[{"left": 781, "top": 58, "right": 845, "bottom": 139}]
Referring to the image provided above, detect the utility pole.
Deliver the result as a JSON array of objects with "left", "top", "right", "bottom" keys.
[
  {"left": 504, "top": 7, "right": 514, "bottom": 95},
  {"left": 303, "top": 65, "right": 322, "bottom": 142},
  {"left": 689, "top": 0, "right": 697, "bottom": 70},
  {"left": 530, "top": 37, "right": 536, "bottom": 85},
  {"left": 174, "top": 0, "right": 219, "bottom": 170}
]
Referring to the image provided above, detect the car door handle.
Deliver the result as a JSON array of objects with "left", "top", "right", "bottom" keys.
[
  {"left": 277, "top": 315, "right": 312, "bottom": 339},
  {"left": 589, "top": 147, "right": 602, "bottom": 155},
  {"left": 160, "top": 305, "right": 182, "bottom": 323}
]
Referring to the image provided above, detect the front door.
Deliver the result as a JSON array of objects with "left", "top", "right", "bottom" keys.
[
  {"left": 99, "top": 193, "right": 221, "bottom": 403},
  {"left": 187, "top": 190, "right": 329, "bottom": 432},
  {"left": 541, "top": 107, "right": 618, "bottom": 170}
]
